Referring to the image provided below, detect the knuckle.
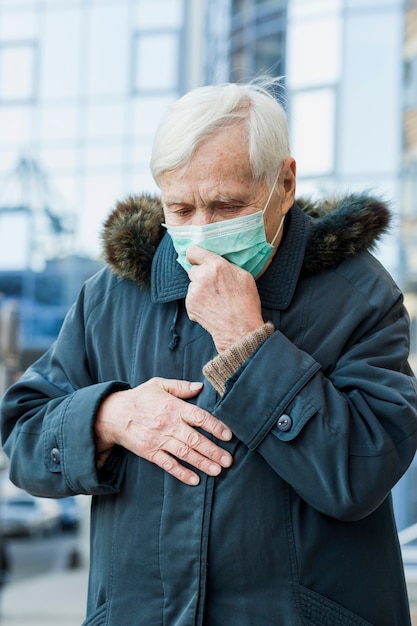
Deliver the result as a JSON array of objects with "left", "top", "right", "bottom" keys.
[
  {"left": 153, "top": 412, "right": 168, "bottom": 429},
  {"left": 147, "top": 449, "right": 160, "bottom": 464},
  {"left": 190, "top": 407, "right": 207, "bottom": 427},
  {"left": 185, "top": 305, "right": 197, "bottom": 322},
  {"left": 186, "top": 431, "right": 200, "bottom": 448},
  {"left": 160, "top": 397, "right": 176, "bottom": 413},
  {"left": 176, "top": 444, "right": 191, "bottom": 459},
  {"left": 161, "top": 457, "right": 174, "bottom": 472}
]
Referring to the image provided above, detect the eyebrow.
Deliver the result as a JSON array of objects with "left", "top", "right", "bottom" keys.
[
  {"left": 215, "top": 194, "right": 247, "bottom": 205},
  {"left": 164, "top": 195, "right": 249, "bottom": 209}
]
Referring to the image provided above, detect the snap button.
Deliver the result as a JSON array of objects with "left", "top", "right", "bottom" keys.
[
  {"left": 277, "top": 414, "right": 292, "bottom": 432},
  {"left": 50, "top": 447, "right": 61, "bottom": 464}
]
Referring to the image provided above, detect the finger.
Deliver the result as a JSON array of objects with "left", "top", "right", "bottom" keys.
[
  {"left": 148, "top": 449, "right": 201, "bottom": 486},
  {"left": 177, "top": 426, "right": 233, "bottom": 468},
  {"left": 158, "top": 377, "right": 203, "bottom": 399},
  {"left": 186, "top": 244, "right": 222, "bottom": 266},
  {"left": 163, "top": 437, "right": 224, "bottom": 476},
  {"left": 185, "top": 405, "right": 233, "bottom": 443}
]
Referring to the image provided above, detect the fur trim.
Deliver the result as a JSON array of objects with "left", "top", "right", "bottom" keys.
[
  {"left": 101, "top": 193, "right": 391, "bottom": 286},
  {"left": 300, "top": 194, "right": 391, "bottom": 275},
  {"left": 101, "top": 194, "right": 164, "bottom": 286}
]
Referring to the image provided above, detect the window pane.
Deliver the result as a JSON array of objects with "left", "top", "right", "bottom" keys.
[
  {"left": 0, "top": 44, "right": 36, "bottom": 101},
  {"left": 0, "top": 106, "right": 32, "bottom": 144},
  {"left": 0, "top": 213, "right": 29, "bottom": 269},
  {"left": 84, "top": 143, "right": 124, "bottom": 170},
  {"left": 85, "top": 103, "right": 126, "bottom": 140},
  {"left": 134, "top": 34, "right": 178, "bottom": 92},
  {"left": 39, "top": 105, "right": 78, "bottom": 142},
  {"left": 289, "top": 0, "right": 342, "bottom": 18},
  {"left": 290, "top": 89, "right": 335, "bottom": 176},
  {"left": 86, "top": 5, "right": 129, "bottom": 98},
  {"left": 80, "top": 174, "right": 124, "bottom": 256},
  {"left": 49, "top": 174, "right": 78, "bottom": 213},
  {"left": 132, "top": 95, "right": 175, "bottom": 135},
  {"left": 0, "top": 0, "right": 38, "bottom": 7},
  {"left": 0, "top": 150, "right": 21, "bottom": 173},
  {"left": 130, "top": 169, "right": 159, "bottom": 196},
  {"left": 40, "top": 9, "right": 80, "bottom": 100},
  {"left": 346, "top": 0, "right": 395, "bottom": 8},
  {"left": 255, "top": 33, "right": 285, "bottom": 76},
  {"left": 0, "top": 11, "right": 37, "bottom": 40},
  {"left": 340, "top": 10, "right": 401, "bottom": 176},
  {"left": 136, "top": 0, "right": 183, "bottom": 28},
  {"left": 38, "top": 147, "right": 77, "bottom": 172},
  {"left": 287, "top": 16, "right": 341, "bottom": 88}
]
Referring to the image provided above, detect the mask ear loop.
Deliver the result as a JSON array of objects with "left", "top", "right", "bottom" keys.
[
  {"left": 262, "top": 170, "right": 281, "bottom": 216},
  {"left": 262, "top": 169, "right": 286, "bottom": 248},
  {"left": 270, "top": 214, "right": 286, "bottom": 247}
]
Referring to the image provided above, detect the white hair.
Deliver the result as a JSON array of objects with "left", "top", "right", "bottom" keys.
[{"left": 150, "top": 79, "right": 290, "bottom": 188}]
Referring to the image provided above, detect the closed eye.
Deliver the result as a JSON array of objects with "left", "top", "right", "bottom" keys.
[
  {"left": 164, "top": 204, "right": 194, "bottom": 219},
  {"left": 174, "top": 207, "right": 193, "bottom": 217},
  {"left": 210, "top": 201, "right": 247, "bottom": 215}
]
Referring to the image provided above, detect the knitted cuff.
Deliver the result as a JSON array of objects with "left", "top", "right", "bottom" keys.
[{"left": 203, "top": 321, "right": 274, "bottom": 396}]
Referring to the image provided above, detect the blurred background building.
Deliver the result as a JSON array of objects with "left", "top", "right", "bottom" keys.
[{"left": 0, "top": 0, "right": 416, "bottom": 526}]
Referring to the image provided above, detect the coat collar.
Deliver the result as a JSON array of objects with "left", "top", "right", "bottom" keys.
[
  {"left": 150, "top": 202, "right": 309, "bottom": 308},
  {"left": 101, "top": 192, "right": 391, "bottom": 307}
]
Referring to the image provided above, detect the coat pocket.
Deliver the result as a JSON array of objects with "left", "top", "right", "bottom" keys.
[
  {"left": 81, "top": 602, "right": 108, "bottom": 626},
  {"left": 297, "top": 585, "right": 374, "bottom": 626}
]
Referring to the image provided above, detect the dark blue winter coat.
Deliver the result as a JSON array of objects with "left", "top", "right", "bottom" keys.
[{"left": 1, "top": 195, "right": 417, "bottom": 625}]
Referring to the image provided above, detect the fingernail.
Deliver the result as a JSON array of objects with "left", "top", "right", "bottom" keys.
[
  {"left": 222, "top": 428, "right": 232, "bottom": 440},
  {"left": 189, "top": 475, "right": 199, "bottom": 485},
  {"left": 190, "top": 382, "right": 203, "bottom": 390},
  {"left": 221, "top": 455, "right": 232, "bottom": 467},
  {"left": 209, "top": 464, "right": 221, "bottom": 475}
]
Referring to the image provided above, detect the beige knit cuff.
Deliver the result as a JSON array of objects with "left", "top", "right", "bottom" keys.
[{"left": 203, "top": 321, "right": 275, "bottom": 396}]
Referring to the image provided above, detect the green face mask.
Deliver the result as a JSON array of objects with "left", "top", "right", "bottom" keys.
[{"left": 163, "top": 174, "right": 285, "bottom": 278}]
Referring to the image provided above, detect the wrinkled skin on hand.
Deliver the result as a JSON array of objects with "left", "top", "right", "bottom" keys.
[
  {"left": 94, "top": 377, "right": 233, "bottom": 485},
  {"left": 186, "top": 245, "right": 265, "bottom": 353}
]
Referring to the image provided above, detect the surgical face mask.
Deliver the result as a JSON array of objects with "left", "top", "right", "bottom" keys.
[{"left": 163, "top": 171, "right": 285, "bottom": 278}]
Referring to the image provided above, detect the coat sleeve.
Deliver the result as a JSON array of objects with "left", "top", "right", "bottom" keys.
[
  {"left": 0, "top": 281, "right": 129, "bottom": 498},
  {"left": 211, "top": 271, "right": 417, "bottom": 522}
]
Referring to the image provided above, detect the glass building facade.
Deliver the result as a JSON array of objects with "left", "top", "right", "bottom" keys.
[
  {"left": 205, "top": 0, "right": 287, "bottom": 84},
  {"left": 0, "top": 0, "right": 204, "bottom": 268},
  {"left": 402, "top": 1, "right": 417, "bottom": 297},
  {"left": 0, "top": 0, "right": 208, "bottom": 370}
]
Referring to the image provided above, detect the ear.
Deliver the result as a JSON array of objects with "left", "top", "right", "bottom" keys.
[{"left": 279, "top": 158, "right": 296, "bottom": 214}]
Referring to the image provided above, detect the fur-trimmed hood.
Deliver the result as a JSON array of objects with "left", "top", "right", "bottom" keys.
[{"left": 101, "top": 193, "right": 391, "bottom": 287}]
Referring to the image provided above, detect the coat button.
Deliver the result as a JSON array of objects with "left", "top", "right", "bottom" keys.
[
  {"left": 50, "top": 447, "right": 61, "bottom": 464},
  {"left": 277, "top": 414, "right": 292, "bottom": 432}
]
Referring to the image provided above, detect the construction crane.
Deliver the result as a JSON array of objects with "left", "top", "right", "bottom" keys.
[{"left": 0, "top": 156, "right": 75, "bottom": 270}]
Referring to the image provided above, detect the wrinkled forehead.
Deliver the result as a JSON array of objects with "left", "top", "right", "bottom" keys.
[{"left": 163, "top": 125, "right": 253, "bottom": 182}]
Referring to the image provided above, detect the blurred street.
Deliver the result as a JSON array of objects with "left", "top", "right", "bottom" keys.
[
  {"left": 0, "top": 531, "right": 88, "bottom": 625},
  {"left": 0, "top": 488, "right": 90, "bottom": 625},
  {"left": 1, "top": 536, "right": 417, "bottom": 626},
  {"left": 5, "top": 531, "right": 80, "bottom": 584},
  {"left": 0, "top": 564, "right": 88, "bottom": 626}
]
